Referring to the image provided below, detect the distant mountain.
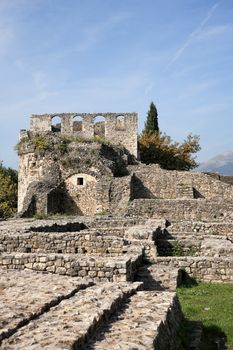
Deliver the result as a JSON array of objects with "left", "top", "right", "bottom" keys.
[{"left": 197, "top": 151, "right": 233, "bottom": 175}]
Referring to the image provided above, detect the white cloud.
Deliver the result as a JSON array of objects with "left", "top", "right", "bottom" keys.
[
  {"left": 0, "top": 23, "right": 14, "bottom": 55},
  {"left": 73, "top": 12, "right": 131, "bottom": 53},
  {"left": 196, "top": 24, "right": 233, "bottom": 40},
  {"left": 32, "top": 70, "right": 48, "bottom": 92},
  {"left": 167, "top": 2, "right": 221, "bottom": 67}
]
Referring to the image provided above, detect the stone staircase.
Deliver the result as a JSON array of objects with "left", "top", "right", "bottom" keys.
[{"left": 176, "top": 182, "right": 194, "bottom": 199}]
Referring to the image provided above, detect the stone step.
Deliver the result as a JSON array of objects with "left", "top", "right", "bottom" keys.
[
  {"left": 0, "top": 269, "right": 93, "bottom": 343},
  {"left": 136, "top": 264, "right": 182, "bottom": 291},
  {"left": 1, "top": 282, "right": 142, "bottom": 350},
  {"left": 86, "top": 291, "right": 183, "bottom": 350}
]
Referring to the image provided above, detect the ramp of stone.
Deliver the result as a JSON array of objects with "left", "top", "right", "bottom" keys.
[
  {"left": 0, "top": 269, "right": 93, "bottom": 343},
  {"left": 1, "top": 282, "right": 142, "bottom": 350},
  {"left": 86, "top": 291, "right": 183, "bottom": 350}
]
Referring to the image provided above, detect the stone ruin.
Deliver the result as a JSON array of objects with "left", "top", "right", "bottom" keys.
[{"left": 1, "top": 113, "right": 233, "bottom": 349}]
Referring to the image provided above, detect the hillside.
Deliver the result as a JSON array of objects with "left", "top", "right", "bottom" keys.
[{"left": 197, "top": 151, "right": 233, "bottom": 175}]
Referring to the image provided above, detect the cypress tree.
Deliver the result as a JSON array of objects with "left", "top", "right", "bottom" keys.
[{"left": 143, "top": 102, "right": 159, "bottom": 134}]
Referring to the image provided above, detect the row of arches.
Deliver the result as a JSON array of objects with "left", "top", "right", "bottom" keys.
[{"left": 51, "top": 115, "right": 126, "bottom": 134}]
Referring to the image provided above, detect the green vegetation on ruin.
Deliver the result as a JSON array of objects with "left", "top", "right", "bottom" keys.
[
  {"left": 139, "top": 101, "right": 201, "bottom": 170},
  {"left": 16, "top": 132, "right": 112, "bottom": 156},
  {"left": 0, "top": 163, "right": 18, "bottom": 219},
  {"left": 177, "top": 280, "right": 233, "bottom": 349}
]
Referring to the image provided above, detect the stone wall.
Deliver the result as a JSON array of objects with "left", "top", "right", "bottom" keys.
[
  {"left": 17, "top": 133, "right": 133, "bottom": 216},
  {"left": 170, "top": 220, "right": 233, "bottom": 236},
  {"left": 129, "top": 163, "right": 233, "bottom": 200},
  {"left": 154, "top": 256, "right": 233, "bottom": 283},
  {"left": 127, "top": 198, "right": 233, "bottom": 221},
  {"left": 0, "top": 251, "right": 142, "bottom": 282},
  {"left": 29, "top": 112, "right": 138, "bottom": 157},
  {"left": 0, "top": 230, "right": 130, "bottom": 256}
]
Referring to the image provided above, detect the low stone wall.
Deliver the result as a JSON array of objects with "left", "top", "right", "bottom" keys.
[
  {"left": 124, "top": 225, "right": 161, "bottom": 262},
  {"left": 154, "top": 257, "right": 233, "bottom": 283},
  {"left": 127, "top": 199, "right": 233, "bottom": 221},
  {"left": 0, "top": 252, "right": 143, "bottom": 282},
  {"left": 155, "top": 230, "right": 232, "bottom": 257},
  {"left": 0, "top": 230, "right": 130, "bottom": 256},
  {"left": 86, "top": 217, "right": 147, "bottom": 228},
  {"left": 170, "top": 221, "right": 233, "bottom": 236}
]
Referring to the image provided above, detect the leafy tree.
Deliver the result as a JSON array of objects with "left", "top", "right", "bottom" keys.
[
  {"left": 138, "top": 132, "right": 201, "bottom": 171},
  {"left": 143, "top": 102, "right": 159, "bottom": 134},
  {"left": 0, "top": 163, "right": 18, "bottom": 219}
]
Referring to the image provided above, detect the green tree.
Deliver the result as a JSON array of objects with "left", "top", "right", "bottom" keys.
[
  {"left": 138, "top": 132, "right": 201, "bottom": 171},
  {"left": 0, "top": 163, "right": 18, "bottom": 219},
  {"left": 143, "top": 102, "right": 159, "bottom": 134}
]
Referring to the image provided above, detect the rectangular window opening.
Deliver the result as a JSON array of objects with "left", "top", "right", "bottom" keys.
[{"left": 77, "top": 177, "right": 84, "bottom": 186}]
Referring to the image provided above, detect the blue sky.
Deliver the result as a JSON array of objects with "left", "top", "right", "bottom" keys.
[{"left": 0, "top": 0, "right": 233, "bottom": 169}]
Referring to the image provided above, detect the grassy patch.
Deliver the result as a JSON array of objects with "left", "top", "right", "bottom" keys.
[{"left": 177, "top": 281, "right": 233, "bottom": 349}]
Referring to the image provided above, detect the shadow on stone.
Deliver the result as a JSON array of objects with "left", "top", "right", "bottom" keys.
[
  {"left": 82, "top": 297, "right": 132, "bottom": 349},
  {"left": 135, "top": 264, "right": 167, "bottom": 291}
]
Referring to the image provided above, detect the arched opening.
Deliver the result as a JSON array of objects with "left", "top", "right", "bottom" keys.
[
  {"left": 116, "top": 115, "right": 125, "bottom": 130},
  {"left": 94, "top": 115, "right": 105, "bottom": 137},
  {"left": 51, "top": 116, "right": 61, "bottom": 133},
  {"left": 73, "top": 115, "right": 83, "bottom": 133}
]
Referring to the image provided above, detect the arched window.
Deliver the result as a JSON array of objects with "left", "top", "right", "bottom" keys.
[
  {"left": 94, "top": 115, "right": 105, "bottom": 137},
  {"left": 73, "top": 115, "right": 83, "bottom": 133},
  {"left": 115, "top": 115, "right": 125, "bottom": 130},
  {"left": 51, "top": 116, "right": 61, "bottom": 132}
]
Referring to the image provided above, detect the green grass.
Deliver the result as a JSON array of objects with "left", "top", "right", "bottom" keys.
[{"left": 177, "top": 280, "right": 233, "bottom": 349}]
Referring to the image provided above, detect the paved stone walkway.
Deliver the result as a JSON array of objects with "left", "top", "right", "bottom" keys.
[{"left": 0, "top": 269, "right": 93, "bottom": 343}]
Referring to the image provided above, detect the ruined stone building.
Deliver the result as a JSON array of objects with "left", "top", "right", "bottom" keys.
[
  {"left": 18, "top": 112, "right": 233, "bottom": 218},
  {"left": 17, "top": 112, "right": 138, "bottom": 217},
  {"left": 1, "top": 112, "right": 233, "bottom": 349}
]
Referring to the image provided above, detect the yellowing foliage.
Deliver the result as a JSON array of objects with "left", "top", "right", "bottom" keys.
[{"left": 138, "top": 132, "right": 201, "bottom": 171}]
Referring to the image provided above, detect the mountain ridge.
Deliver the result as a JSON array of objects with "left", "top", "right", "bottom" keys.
[{"left": 197, "top": 151, "right": 233, "bottom": 175}]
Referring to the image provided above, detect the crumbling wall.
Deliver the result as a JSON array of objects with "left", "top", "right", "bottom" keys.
[
  {"left": 17, "top": 132, "right": 133, "bottom": 217},
  {"left": 29, "top": 112, "right": 138, "bottom": 157}
]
